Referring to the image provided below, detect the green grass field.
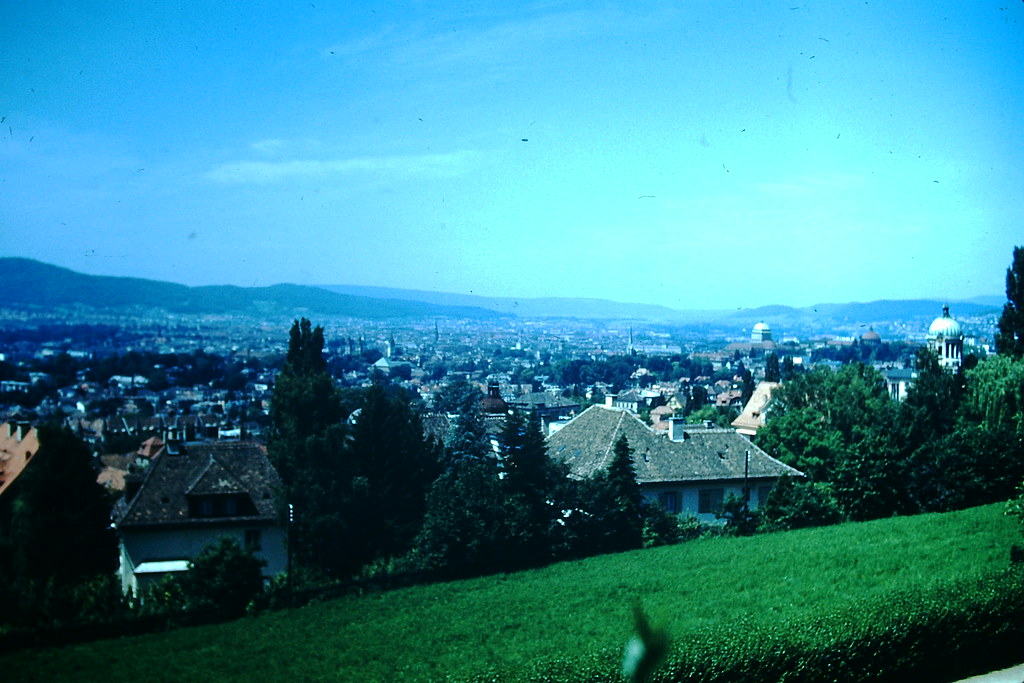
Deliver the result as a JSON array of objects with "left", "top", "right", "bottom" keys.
[{"left": 3, "top": 503, "right": 1019, "bottom": 682}]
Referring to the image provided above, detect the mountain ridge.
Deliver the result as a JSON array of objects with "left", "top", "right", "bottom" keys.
[{"left": 0, "top": 258, "right": 1004, "bottom": 325}]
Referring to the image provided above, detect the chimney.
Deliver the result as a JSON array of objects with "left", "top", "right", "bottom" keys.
[{"left": 668, "top": 417, "right": 687, "bottom": 442}]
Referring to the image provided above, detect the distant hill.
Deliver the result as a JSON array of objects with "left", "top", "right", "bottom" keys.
[
  {"left": 0, "top": 258, "right": 1003, "bottom": 326},
  {"left": 318, "top": 284, "right": 691, "bottom": 320},
  {"left": 0, "top": 258, "right": 505, "bottom": 320},
  {"left": 322, "top": 284, "right": 1002, "bottom": 326}
]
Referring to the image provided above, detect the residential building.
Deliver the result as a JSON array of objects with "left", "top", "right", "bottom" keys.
[
  {"left": 731, "top": 381, "right": 780, "bottom": 436},
  {"left": 547, "top": 405, "right": 803, "bottom": 522},
  {"left": 115, "top": 441, "right": 286, "bottom": 596}
]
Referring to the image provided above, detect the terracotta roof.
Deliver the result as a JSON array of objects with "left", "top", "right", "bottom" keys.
[
  {"left": 547, "top": 405, "right": 802, "bottom": 484},
  {"left": 0, "top": 422, "right": 39, "bottom": 497},
  {"left": 118, "top": 441, "right": 280, "bottom": 527}
]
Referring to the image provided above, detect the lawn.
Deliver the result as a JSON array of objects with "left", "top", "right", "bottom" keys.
[{"left": 2, "top": 503, "right": 1018, "bottom": 682}]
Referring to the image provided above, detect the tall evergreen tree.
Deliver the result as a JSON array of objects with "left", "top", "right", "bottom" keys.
[
  {"left": 268, "top": 319, "right": 354, "bottom": 578},
  {"left": 500, "top": 410, "right": 559, "bottom": 566},
  {"left": 602, "top": 434, "right": 644, "bottom": 551},
  {"left": 349, "top": 383, "right": 441, "bottom": 562},
  {"left": 765, "top": 352, "right": 781, "bottom": 383},
  {"left": 996, "top": 245, "right": 1024, "bottom": 358}
]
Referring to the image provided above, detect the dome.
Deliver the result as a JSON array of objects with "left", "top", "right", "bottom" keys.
[
  {"left": 751, "top": 321, "right": 773, "bottom": 343},
  {"left": 861, "top": 328, "right": 881, "bottom": 343},
  {"left": 928, "top": 306, "right": 963, "bottom": 339}
]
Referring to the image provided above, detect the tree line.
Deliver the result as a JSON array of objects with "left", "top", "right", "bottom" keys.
[
  {"left": 755, "top": 246, "right": 1024, "bottom": 530},
  {"left": 268, "top": 319, "right": 681, "bottom": 585}
]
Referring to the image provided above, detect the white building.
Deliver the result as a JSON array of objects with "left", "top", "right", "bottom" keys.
[{"left": 928, "top": 305, "right": 964, "bottom": 371}]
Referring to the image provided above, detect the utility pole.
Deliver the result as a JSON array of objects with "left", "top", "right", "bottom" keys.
[{"left": 287, "top": 502, "right": 294, "bottom": 607}]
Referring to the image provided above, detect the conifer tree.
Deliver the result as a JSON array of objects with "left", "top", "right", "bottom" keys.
[
  {"left": 268, "top": 319, "right": 354, "bottom": 578},
  {"left": 996, "top": 245, "right": 1024, "bottom": 358},
  {"left": 605, "top": 434, "right": 644, "bottom": 550}
]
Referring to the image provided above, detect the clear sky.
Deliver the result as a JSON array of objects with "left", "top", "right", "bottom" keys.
[{"left": 2, "top": 1, "right": 1022, "bottom": 310}]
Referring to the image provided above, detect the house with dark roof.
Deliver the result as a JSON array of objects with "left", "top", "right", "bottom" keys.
[
  {"left": 115, "top": 441, "right": 285, "bottom": 596},
  {"left": 547, "top": 405, "right": 803, "bottom": 522}
]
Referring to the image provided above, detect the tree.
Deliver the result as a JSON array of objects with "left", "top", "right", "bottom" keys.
[
  {"left": 175, "top": 537, "right": 266, "bottom": 619},
  {"left": 757, "top": 477, "right": 843, "bottom": 531},
  {"left": 899, "top": 348, "right": 963, "bottom": 452},
  {"left": 349, "top": 383, "right": 441, "bottom": 563},
  {"left": 268, "top": 319, "right": 353, "bottom": 578},
  {"left": 603, "top": 435, "right": 644, "bottom": 551},
  {"left": 765, "top": 352, "right": 781, "bottom": 383},
  {"left": 0, "top": 425, "right": 118, "bottom": 625},
  {"left": 962, "top": 355, "right": 1024, "bottom": 437},
  {"left": 499, "top": 411, "right": 562, "bottom": 566},
  {"left": 415, "top": 455, "right": 507, "bottom": 578},
  {"left": 996, "top": 245, "right": 1024, "bottom": 358}
]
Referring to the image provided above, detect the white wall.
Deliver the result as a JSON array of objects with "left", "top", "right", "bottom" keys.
[{"left": 119, "top": 522, "right": 287, "bottom": 595}]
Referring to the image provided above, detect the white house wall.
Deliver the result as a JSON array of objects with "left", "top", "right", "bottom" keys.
[{"left": 119, "top": 523, "right": 287, "bottom": 595}]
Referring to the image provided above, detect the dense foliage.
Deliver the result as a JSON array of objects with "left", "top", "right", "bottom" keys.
[
  {"left": 756, "top": 349, "right": 1024, "bottom": 528},
  {"left": 0, "top": 425, "right": 119, "bottom": 628},
  {"left": 996, "top": 245, "right": 1024, "bottom": 358}
]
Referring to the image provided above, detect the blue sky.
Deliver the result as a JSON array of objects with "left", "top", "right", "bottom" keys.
[{"left": 2, "top": 1, "right": 1022, "bottom": 310}]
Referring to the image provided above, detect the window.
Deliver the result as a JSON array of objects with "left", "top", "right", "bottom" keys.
[
  {"left": 199, "top": 498, "right": 214, "bottom": 516},
  {"left": 758, "top": 485, "right": 773, "bottom": 507},
  {"left": 223, "top": 497, "right": 238, "bottom": 515},
  {"left": 698, "top": 488, "right": 724, "bottom": 514},
  {"left": 245, "top": 529, "right": 261, "bottom": 551},
  {"left": 658, "top": 491, "right": 680, "bottom": 514}
]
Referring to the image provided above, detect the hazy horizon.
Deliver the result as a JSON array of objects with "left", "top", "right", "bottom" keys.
[{"left": 3, "top": 2, "right": 1022, "bottom": 309}]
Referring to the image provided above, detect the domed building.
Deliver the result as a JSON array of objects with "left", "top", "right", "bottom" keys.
[
  {"left": 751, "top": 322, "right": 772, "bottom": 344},
  {"left": 928, "top": 305, "right": 964, "bottom": 371},
  {"left": 861, "top": 328, "right": 882, "bottom": 346}
]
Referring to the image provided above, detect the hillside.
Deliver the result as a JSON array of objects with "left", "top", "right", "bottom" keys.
[
  {"left": 0, "top": 258, "right": 504, "bottom": 320},
  {"left": 2, "top": 503, "right": 1019, "bottom": 682},
  {"left": 322, "top": 283, "right": 1002, "bottom": 326},
  {"left": 0, "top": 258, "right": 1002, "bottom": 325}
]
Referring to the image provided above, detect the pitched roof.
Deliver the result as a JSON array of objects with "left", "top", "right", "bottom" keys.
[
  {"left": 546, "top": 405, "right": 803, "bottom": 484},
  {"left": 732, "top": 381, "right": 781, "bottom": 435},
  {"left": 117, "top": 441, "right": 281, "bottom": 527},
  {"left": 0, "top": 422, "right": 39, "bottom": 497}
]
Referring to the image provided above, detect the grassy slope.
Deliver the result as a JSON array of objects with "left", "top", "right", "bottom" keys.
[{"left": 3, "top": 504, "right": 1017, "bottom": 682}]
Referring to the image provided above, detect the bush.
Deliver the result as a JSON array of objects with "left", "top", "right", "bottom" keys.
[{"left": 144, "top": 538, "right": 266, "bottom": 620}]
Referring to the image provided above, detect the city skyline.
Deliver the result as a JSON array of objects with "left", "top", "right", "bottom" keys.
[{"left": 2, "top": 2, "right": 1022, "bottom": 310}]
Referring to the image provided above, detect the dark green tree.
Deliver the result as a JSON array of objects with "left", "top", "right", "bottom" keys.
[
  {"left": 349, "top": 383, "right": 441, "bottom": 562},
  {"left": 176, "top": 537, "right": 266, "bottom": 619},
  {"left": 268, "top": 319, "right": 354, "bottom": 578},
  {"left": 962, "top": 355, "right": 1024, "bottom": 437},
  {"left": 0, "top": 425, "right": 118, "bottom": 625},
  {"left": 781, "top": 354, "right": 796, "bottom": 380},
  {"left": 765, "top": 352, "right": 781, "bottom": 383},
  {"left": 415, "top": 455, "right": 507, "bottom": 578},
  {"left": 740, "top": 367, "right": 755, "bottom": 407},
  {"left": 899, "top": 348, "right": 963, "bottom": 453},
  {"left": 602, "top": 435, "right": 644, "bottom": 551},
  {"left": 757, "top": 477, "right": 843, "bottom": 531},
  {"left": 499, "top": 411, "right": 563, "bottom": 566},
  {"left": 996, "top": 245, "right": 1024, "bottom": 358}
]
